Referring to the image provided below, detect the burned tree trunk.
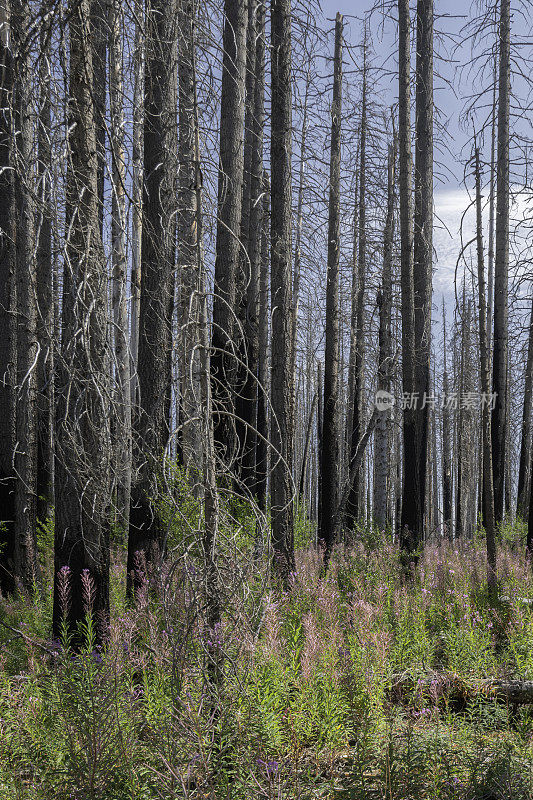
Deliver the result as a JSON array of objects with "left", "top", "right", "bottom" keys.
[
  {"left": 127, "top": 0, "right": 178, "bottom": 590},
  {"left": 346, "top": 30, "right": 368, "bottom": 530},
  {"left": 400, "top": 0, "right": 433, "bottom": 560},
  {"left": 475, "top": 146, "right": 497, "bottom": 593},
  {"left": 491, "top": 0, "right": 510, "bottom": 524},
  {"left": 374, "top": 141, "right": 396, "bottom": 531},
  {"left": 0, "top": 0, "right": 17, "bottom": 595},
  {"left": 36, "top": 4, "right": 54, "bottom": 530},
  {"left": 53, "top": 0, "right": 111, "bottom": 642},
  {"left": 109, "top": 0, "right": 132, "bottom": 534},
  {"left": 517, "top": 297, "right": 533, "bottom": 521},
  {"left": 177, "top": 0, "right": 203, "bottom": 478},
  {"left": 13, "top": 0, "right": 38, "bottom": 589},
  {"left": 319, "top": 13, "right": 343, "bottom": 561},
  {"left": 210, "top": 0, "right": 248, "bottom": 468},
  {"left": 270, "top": 0, "right": 295, "bottom": 579}
]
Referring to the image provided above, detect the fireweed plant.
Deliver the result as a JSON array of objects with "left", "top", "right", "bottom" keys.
[{"left": 1, "top": 493, "right": 533, "bottom": 799}]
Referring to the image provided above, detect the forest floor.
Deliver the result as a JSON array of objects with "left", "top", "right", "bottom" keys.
[{"left": 1, "top": 519, "right": 533, "bottom": 799}]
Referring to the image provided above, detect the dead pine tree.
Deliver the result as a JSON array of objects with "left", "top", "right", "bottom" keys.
[
  {"left": 210, "top": 0, "right": 248, "bottom": 470},
  {"left": 517, "top": 297, "right": 533, "bottom": 521},
  {"left": 474, "top": 145, "right": 497, "bottom": 594},
  {"left": 346, "top": 24, "right": 368, "bottom": 531},
  {"left": 13, "top": 0, "right": 39, "bottom": 589},
  {"left": 177, "top": 0, "right": 203, "bottom": 480},
  {"left": 320, "top": 12, "right": 343, "bottom": 565},
  {"left": 36, "top": 1, "right": 54, "bottom": 531},
  {"left": 109, "top": 0, "right": 132, "bottom": 535},
  {"left": 491, "top": 0, "right": 510, "bottom": 524},
  {"left": 53, "top": 0, "right": 111, "bottom": 644},
  {"left": 0, "top": 0, "right": 17, "bottom": 596},
  {"left": 270, "top": 0, "right": 295, "bottom": 581},
  {"left": 127, "top": 0, "right": 178, "bottom": 593},
  {"left": 400, "top": 0, "right": 433, "bottom": 564},
  {"left": 373, "top": 138, "right": 396, "bottom": 532},
  {"left": 441, "top": 297, "right": 453, "bottom": 537}
]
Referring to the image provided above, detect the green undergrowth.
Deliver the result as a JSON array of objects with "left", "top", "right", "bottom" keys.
[{"left": 1, "top": 506, "right": 533, "bottom": 798}]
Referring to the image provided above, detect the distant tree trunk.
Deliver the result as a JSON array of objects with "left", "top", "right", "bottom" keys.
[
  {"left": 346, "top": 31, "right": 367, "bottom": 529},
  {"left": 271, "top": 0, "right": 295, "bottom": 580},
  {"left": 256, "top": 172, "right": 269, "bottom": 515},
  {"left": 374, "top": 141, "right": 396, "bottom": 531},
  {"left": 316, "top": 360, "right": 323, "bottom": 536},
  {"left": 90, "top": 0, "right": 106, "bottom": 234},
  {"left": 441, "top": 298, "right": 453, "bottom": 536},
  {"left": 53, "top": 0, "right": 111, "bottom": 643},
  {"left": 127, "top": 0, "right": 178, "bottom": 590},
  {"left": 455, "top": 284, "right": 467, "bottom": 539},
  {"left": 475, "top": 146, "right": 497, "bottom": 592},
  {"left": 487, "top": 56, "right": 497, "bottom": 359},
  {"left": 178, "top": 0, "right": 203, "bottom": 477},
  {"left": 517, "top": 297, "right": 533, "bottom": 519},
  {"left": 130, "top": 0, "right": 143, "bottom": 404},
  {"left": 492, "top": 0, "right": 510, "bottom": 524},
  {"left": 319, "top": 13, "right": 343, "bottom": 561},
  {"left": 529, "top": 445, "right": 533, "bottom": 554},
  {"left": 109, "top": 0, "right": 131, "bottom": 534},
  {"left": 211, "top": 0, "right": 248, "bottom": 467},
  {"left": 13, "top": 0, "right": 38, "bottom": 589},
  {"left": 0, "top": 0, "right": 17, "bottom": 595},
  {"left": 400, "top": 0, "right": 433, "bottom": 560},
  {"left": 36, "top": 4, "right": 54, "bottom": 529}
]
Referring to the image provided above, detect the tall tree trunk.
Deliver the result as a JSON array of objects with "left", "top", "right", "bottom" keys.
[
  {"left": 53, "top": 0, "right": 111, "bottom": 643},
  {"left": 36, "top": 3, "right": 54, "bottom": 529},
  {"left": 130, "top": 0, "right": 143, "bottom": 405},
  {"left": 400, "top": 0, "right": 433, "bottom": 560},
  {"left": 110, "top": 0, "right": 131, "bottom": 534},
  {"left": 255, "top": 171, "right": 269, "bottom": 515},
  {"left": 270, "top": 0, "right": 295, "bottom": 580},
  {"left": 234, "top": 0, "right": 257, "bottom": 490},
  {"left": 487, "top": 55, "right": 497, "bottom": 360},
  {"left": 211, "top": 0, "right": 248, "bottom": 467},
  {"left": 90, "top": 0, "right": 106, "bottom": 234},
  {"left": 127, "top": 0, "right": 178, "bottom": 590},
  {"left": 13, "top": 0, "right": 38, "bottom": 589},
  {"left": 178, "top": 0, "right": 203, "bottom": 477},
  {"left": 319, "top": 13, "right": 343, "bottom": 562},
  {"left": 397, "top": 0, "right": 416, "bottom": 558},
  {"left": 529, "top": 444, "right": 533, "bottom": 554},
  {"left": 346, "top": 30, "right": 368, "bottom": 529},
  {"left": 492, "top": 0, "right": 510, "bottom": 523},
  {"left": 374, "top": 141, "right": 396, "bottom": 531},
  {"left": 235, "top": 0, "right": 266, "bottom": 493},
  {"left": 517, "top": 297, "right": 533, "bottom": 519},
  {"left": 475, "top": 146, "right": 497, "bottom": 592},
  {"left": 0, "top": 0, "right": 17, "bottom": 595}
]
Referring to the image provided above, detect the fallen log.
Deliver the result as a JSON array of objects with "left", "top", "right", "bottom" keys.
[{"left": 390, "top": 671, "right": 533, "bottom": 706}]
